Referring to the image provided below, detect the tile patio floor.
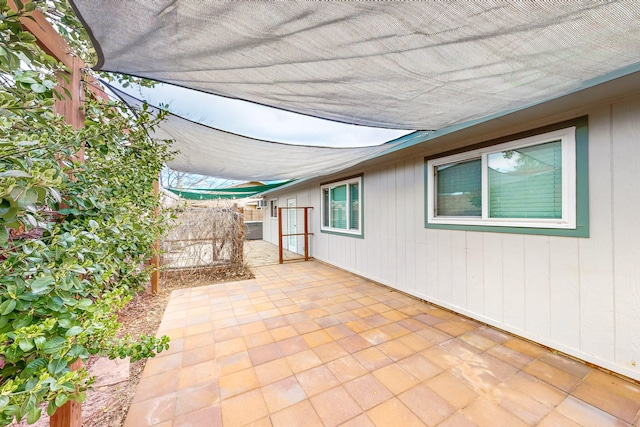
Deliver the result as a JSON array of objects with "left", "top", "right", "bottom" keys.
[{"left": 125, "top": 260, "right": 640, "bottom": 426}]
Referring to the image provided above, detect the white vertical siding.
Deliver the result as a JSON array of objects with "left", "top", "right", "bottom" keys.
[
  {"left": 263, "top": 94, "right": 640, "bottom": 380},
  {"left": 612, "top": 97, "right": 640, "bottom": 372}
]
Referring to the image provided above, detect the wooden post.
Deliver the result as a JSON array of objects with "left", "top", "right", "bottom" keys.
[
  {"left": 151, "top": 180, "right": 160, "bottom": 294},
  {"left": 304, "top": 208, "right": 309, "bottom": 261},
  {"left": 278, "top": 207, "right": 283, "bottom": 264},
  {"left": 7, "top": 3, "right": 106, "bottom": 426}
]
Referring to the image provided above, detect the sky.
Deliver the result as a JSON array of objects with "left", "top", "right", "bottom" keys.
[{"left": 115, "top": 82, "right": 414, "bottom": 147}]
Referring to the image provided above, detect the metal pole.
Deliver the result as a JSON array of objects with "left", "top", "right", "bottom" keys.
[{"left": 304, "top": 208, "right": 309, "bottom": 261}]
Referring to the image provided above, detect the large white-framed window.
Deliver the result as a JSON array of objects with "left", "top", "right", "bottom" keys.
[
  {"left": 321, "top": 176, "right": 362, "bottom": 236},
  {"left": 426, "top": 127, "right": 576, "bottom": 229}
]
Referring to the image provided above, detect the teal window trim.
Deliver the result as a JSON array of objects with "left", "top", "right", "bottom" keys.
[
  {"left": 424, "top": 117, "right": 589, "bottom": 237},
  {"left": 320, "top": 174, "right": 364, "bottom": 238}
]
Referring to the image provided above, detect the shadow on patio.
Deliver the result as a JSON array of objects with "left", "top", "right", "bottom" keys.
[{"left": 124, "top": 256, "right": 640, "bottom": 426}]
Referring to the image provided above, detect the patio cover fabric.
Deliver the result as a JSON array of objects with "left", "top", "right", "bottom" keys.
[
  {"left": 72, "top": 1, "right": 640, "bottom": 130},
  {"left": 110, "top": 85, "right": 402, "bottom": 180}
]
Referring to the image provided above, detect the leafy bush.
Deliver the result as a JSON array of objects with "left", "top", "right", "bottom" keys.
[{"left": 0, "top": 1, "right": 174, "bottom": 424}]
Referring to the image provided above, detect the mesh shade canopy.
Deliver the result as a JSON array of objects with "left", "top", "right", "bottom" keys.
[
  {"left": 110, "top": 85, "right": 403, "bottom": 180},
  {"left": 72, "top": 1, "right": 640, "bottom": 130}
]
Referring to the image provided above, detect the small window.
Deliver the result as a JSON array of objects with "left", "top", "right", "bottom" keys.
[
  {"left": 321, "top": 176, "right": 362, "bottom": 236},
  {"left": 427, "top": 127, "right": 576, "bottom": 230},
  {"left": 269, "top": 199, "right": 278, "bottom": 218}
]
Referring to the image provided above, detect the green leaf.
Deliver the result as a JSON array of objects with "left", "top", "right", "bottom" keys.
[
  {"left": 48, "top": 358, "right": 67, "bottom": 375},
  {"left": 0, "top": 396, "right": 9, "bottom": 412},
  {"left": 0, "top": 227, "right": 8, "bottom": 246},
  {"left": 41, "top": 336, "right": 67, "bottom": 354},
  {"left": 27, "top": 406, "right": 42, "bottom": 425},
  {"left": 54, "top": 393, "right": 68, "bottom": 408},
  {"left": 23, "top": 358, "right": 47, "bottom": 377},
  {"left": 29, "top": 276, "right": 54, "bottom": 295},
  {"left": 65, "top": 326, "right": 83, "bottom": 337},
  {"left": 0, "top": 299, "right": 16, "bottom": 315},
  {"left": 0, "top": 170, "right": 31, "bottom": 178},
  {"left": 47, "top": 401, "right": 57, "bottom": 416},
  {"left": 18, "top": 338, "right": 34, "bottom": 352}
]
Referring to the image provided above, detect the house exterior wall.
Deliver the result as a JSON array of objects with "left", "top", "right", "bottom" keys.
[{"left": 263, "top": 94, "right": 640, "bottom": 381}]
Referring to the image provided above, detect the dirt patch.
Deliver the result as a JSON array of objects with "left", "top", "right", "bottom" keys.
[{"left": 84, "top": 265, "right": 254, "bottom": 427}]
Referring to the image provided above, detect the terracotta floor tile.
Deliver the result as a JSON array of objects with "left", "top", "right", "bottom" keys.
[
  {"left": 214, "top": 337, "right": 247, "bottom": 358},
  {"left": 397, "top": 332, "right": 433, "bottom": 352},
  {"left": 313, "top": 341, "right": 350, "bottom": 363},
  {"left": 219, "top": 367, "right": 259, "bottom": 399},
  {"left": 344, "top": 373, "right": 393, "bottom": 410},
  {"left": 326, "top": 355, "right": 368, "bottom": 383},
  {"left": 426, "top": 372, "right": 478, "bottom": 410},
  {"left": 353, "top": 347, "right": 393, "bottom": 371},
  {"left": 294, "top": 319, "right": 322, "bottom": 334},
  {"left": 254, "top": 358, "right": 293, "bottom": 386},
  {"left": 376, "top": 339, "right": 415, "bottom": 362},
  {"left": 302, "top": 329, "right": 334, "bottom": 348},
  {"left": 276, "top": 335, "right": 310, "bottom": 356},
  {"left": 540, "top": 353, "right": 592, "bottom": 379},
  {"left": 493, "top": 383, "right": 553, "bottom": 425},
  {"left": 362, "top": 314, "right": 392, "bottom": 328},
  {"left": 582, "top": 369, "right": 640, "bottom": 401},
  {"left": 398, "top": 383, "right": 454, "bottom": 425},
  {"left": 339, "top": 413, "right": 376, "bottom": 427},
  {"left": 360, "top": 329, "right": 392, "bottom": 346},
  {"left": 505, "top": 372, "right": 567, "bottom": 408},
  {"left": 220, "top": 389, "right": 268, "bottom": 427},
  {"left": 372, "top": 363, "right": 420, "bottom": 395},
  {"left": 172, "top": 404, "right": 222, "bottom": 427},
  {"left": 261, "top": 376, "right": 307, "bottom": 413},
  {"left": 132, "top": 371, "right": 179, "bottom": 403},
  {"left": 286, "top": 349, "right": 324, "bottom": 374},
  {"left": 244, "top": 330, "right": 274, "bottom": 348},
  {"left": 270, "top": 399, "right": 324, "bottom": 427},
  {"left": 181, "top": 343, "right": 215, "bottom": 368},
  {"left": 178, "top": 360, "right": 218, "bottom": 389},
  {"left": 217, "top": 351, "right": 252, "bottom": 376},
  {"left": 486, "top": 344, "right": 534, "bottom": 369},
  {"left": 296, "top": 365, "right": 340, "bottom": 397},
  {"left": 421, "top": 345, "right": 463, "bottom": 370},
  {"left": 380, "top": 309, "right": 409, "bottom": 322},
  {"left": 556, "top": 395, "right": 628, "bottom": 427},
  {"left": 377, "top": 322, "right": 411, "bottom": 339},
  {"left": 271, "top": 325, "right": 298, "bottom": 341},
  {"left": 571, "top": 380, "right": 640, "bottom": 424},
  {"left": 463, "top": 397, "right": 529, "bottom": 427},
  {"left": 248, "top": 342, "right": 283, "bottom": 365},
  {"left": 366, "top": 397, "right": 426, "bottom": 427},
  {"left": 142, "top": 353, "right": 182, "bottom": 378},
  {"left": 239, "top": 320, "right": 267, "bottom": 336},
  {"left": 502, "top": 337, "right": 548, "bottom": 358},
  {"left": 125, "top": 260, "right": 640, "bottom": 427},
  {"left": 184, "top": 331, "right": 215, "bottom": 350},
  {"left": 414, "top": 313, "right": 443, "bottom": 326},
  {"left": 396, "top": 353, "right": 442, "bottom": 381},
  {"left": 324, "top": 325, "right": 356, "bottom": 341},
  {"left": 310, "top": 386, "right": 362, "bottom": 427},
  {"left": 338, "top": 335, "right": 372, "bottom": 354},
  {"left": 537, "top": 410, "right": 583, "bottom": 427},
  {"left": 175, "top": 380, "right": 220, "bottom": 416},
  {"left": 346, "top": 319, "right": 373, "bottom": 333},
  {"left": 459, "top": 331, "right": 499, "bottom": 352},
  {"left": 124, "top": 392, "right": 177, "bottom": 427},
  {"left": 263, "top": 315, "right": 289, "bottom": 330},
  {"left": 523, "top": 360, "right": 581, "bottom": 393}
]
